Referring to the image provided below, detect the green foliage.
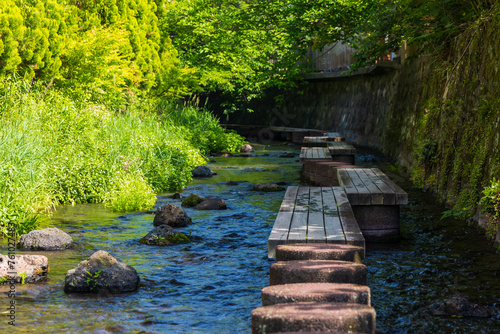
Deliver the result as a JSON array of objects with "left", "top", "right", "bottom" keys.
[
  {"left": 0, "top": 0, "right": 198, "bottom": 104},
  {"left": 52, "top": 156, "right": 112, "bottom": 205},
  {"left": 0, "top": 0, "right": 25, "bottom": 83},
  {"left": 480, "top": 178, "right": 500, "bottom": 238},
  {"left": 105, "top": 171, "right": 156, "bottom": 212},
  {"left": 0, "top": 77, "right": 240, "bottom": 237},
  {"left": 85, "top": 270, "right": 102, "bottom": 291},
  {"left": 19, "top": 271, "right": 27, "bottom": 285},
  {"left": 160, "top": 101, "right": 246, "bottom": 154},
  {"left": 58, "top": 25, "right": 140, "bottom": 104}
]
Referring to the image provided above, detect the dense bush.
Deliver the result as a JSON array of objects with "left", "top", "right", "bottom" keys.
[{"left": 0, "top": 78, "right": 244, "bottom": 236}]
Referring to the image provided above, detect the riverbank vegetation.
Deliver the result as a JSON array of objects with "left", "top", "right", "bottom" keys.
[
  {"left": 2, "top": 0, "right": 500, "bottom": 240},
  {"left": 0, "top": 79, "right": 244, "bottom": 237}
]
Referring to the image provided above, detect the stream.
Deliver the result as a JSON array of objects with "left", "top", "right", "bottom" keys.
[{"left": 1, "top": 142, "right": 500, "bottom": 333}]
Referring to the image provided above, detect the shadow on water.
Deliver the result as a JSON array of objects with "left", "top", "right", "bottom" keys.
[
  {"left": 357, "top": 147, "right": 500, "bottom": 334},
  {"left": 2, "top": 143, "right": 500, "bottom": 333}
]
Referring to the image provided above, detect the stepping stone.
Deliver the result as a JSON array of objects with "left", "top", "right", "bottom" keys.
[
  {"left": 262, "top": 283, "right": 371, "bottom": 306},
  {"left": 276, "top": 244, "right": 364, "bottom": 263},
  {"left": 270, "top": 260, "right": 367, "bottom": 285},
  {"left": 251, "top": 302, "right": 375, "bottom": 334}
]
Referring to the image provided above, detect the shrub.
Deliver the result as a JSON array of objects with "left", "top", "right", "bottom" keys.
[
  {"left": 0, "top": 77, "right": 243, "bottom": 236},
  {"left": 105, "top": 171, "right": 156, "bottom": 212}
]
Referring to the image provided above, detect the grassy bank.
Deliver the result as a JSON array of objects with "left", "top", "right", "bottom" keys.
[{"left": 0, "top": 79, "right": 245, "bottom": 237}]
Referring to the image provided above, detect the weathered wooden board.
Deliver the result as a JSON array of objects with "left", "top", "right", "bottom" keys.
[
  {"left": 328, "top": 142, "right": 356, "bottom": 155},
  {"left": 268, "top": 186, "right": 365, "bottom": 258},
  {"left": 299, "top": 147, "right": 331, "bottom": 162},
  {"left": 337, "top": 168, "right": 408, "bottom": 206},
  {"left": 332, "top": 187, "right": 365, "bottom": 251},
  {"left": 268, "top": 187, "right": 299, "bottom": 257},
  {"left": 303, "top": 136, "right": 328, "bottom": 147}
]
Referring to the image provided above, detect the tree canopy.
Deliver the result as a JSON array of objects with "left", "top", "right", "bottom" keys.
[{"left": 1, "top": 0, "right": 495, "bottom": 109}]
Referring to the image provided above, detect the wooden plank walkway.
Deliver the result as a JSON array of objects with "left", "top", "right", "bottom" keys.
[
  {"left": 328, "top": 142, "right": 356, "bottom": 155},
  {"left": 337, "top": 167, "right": 408, "bottom": 242},
  {"left": 299, "top": 147, "right": 332, "bottom": 162},
  {"left": 268, "top": 186, "right": 365, "bottom": 258},
  {"left": 303, "top": 136, "right": 328, "bottom": 147},
  {"left": 337, "top": 168, "right": 408, "bottom": 205}
]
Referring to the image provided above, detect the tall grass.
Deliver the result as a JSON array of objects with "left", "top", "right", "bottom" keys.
[{"left": 0, "top": 79, "right": 245, "bottom": 237}]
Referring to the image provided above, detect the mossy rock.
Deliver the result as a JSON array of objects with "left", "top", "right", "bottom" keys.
[
  {"left": 181, "top": 194, "right": 205, "bottom": 207},
  {"left": 139, "top": 225, "right": 194, "bottom": 246}
]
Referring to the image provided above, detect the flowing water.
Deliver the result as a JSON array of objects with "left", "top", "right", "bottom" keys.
[{"left": 1, "top": 143, "right": 500, "bottom": 334}]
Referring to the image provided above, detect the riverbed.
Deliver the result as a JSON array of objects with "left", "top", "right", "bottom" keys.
[{"left": 1, "top": 143, "right": 500, "bottom": 333}]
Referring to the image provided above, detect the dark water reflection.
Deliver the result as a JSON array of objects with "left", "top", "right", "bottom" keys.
[
  {"left": 364, "top": 163, "right": 500, "bottom": 334},
  {"left": 1, "top": 144, "right": 500, "bottom": 334}
]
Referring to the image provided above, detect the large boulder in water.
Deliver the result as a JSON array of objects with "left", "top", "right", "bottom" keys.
[
  {"left": 0, "top": 254, "right": 49, "bottom": 284},
  {"left": 19, "top": 227, "right": 73, "bottom": 250},
  {"left": 195, "top": 198, "right": 227, "bottom": 210},
  {"left": 153, "top": 204, "right": 192, "bottom": 227},
  {"left": 192, "top": 166, "right": 215, "bottom": 178},
  {"left": 64, "top": 250, "right": 139, "bottom": 294}
]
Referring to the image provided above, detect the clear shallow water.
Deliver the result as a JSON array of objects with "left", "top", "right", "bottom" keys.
[
  {"left": 2, "top": 143, "right": 500, "bottom": 334},
  {"left": 0, "top": 143, "right": 301, "bottom": 334}
]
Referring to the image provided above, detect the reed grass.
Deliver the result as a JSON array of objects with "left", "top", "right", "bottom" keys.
[{"left": 0, "top": 78, "right": 245, "bottom": 237}]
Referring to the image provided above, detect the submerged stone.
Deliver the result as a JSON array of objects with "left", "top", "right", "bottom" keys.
[
  {"left": 195, "top": 198, "right": 227, "bottom": 210},
  {"left": 252, "top": 183, "right": 286, "bottom": 192},
  {"left": 431, "top": 294, "right": 498, "bottom": 318},
  {"left": 139, "top": 225, "right": 193, "bottom": 246}
]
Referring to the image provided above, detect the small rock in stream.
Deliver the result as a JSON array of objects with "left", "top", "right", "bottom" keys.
[
  {"left": 154, "top": 204, "right": 192, "bottom": 227},
  {"left": 19, "top": 227, "right": 73, "bottom": 250},
  {"left": 191, "top": 166, "right": 216, "bottom": 178},
  {"left": 195, "top": 198, "right": 227, "bottom": 210},
  {"left": 240, "top": 144, "right": 255, "bottom": 153},
  {"left": 64, "top": 250, "right": 140, "bottom": 294},
  {"left": 167, "top": 192, "right": 182, "bottom": 199},
  {"left": 139, "top": 225, "right": 193, "bottom": 246},
  {"left": 181, "top": 193, "right": 205, "bottom": 207}
]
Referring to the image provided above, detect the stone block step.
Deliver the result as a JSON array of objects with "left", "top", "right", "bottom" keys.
[
  {"left": 251, "top": 302, "right": 375, "bottom": 334},
  {"left": 270, "top": 260, "right": 367, "bottom": 285},
  {"left": 275, "top": 244, "right": 364, "bottom": 263},
  {"left": 262, "top": 282, "right": 371, "bottom": 306}
]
